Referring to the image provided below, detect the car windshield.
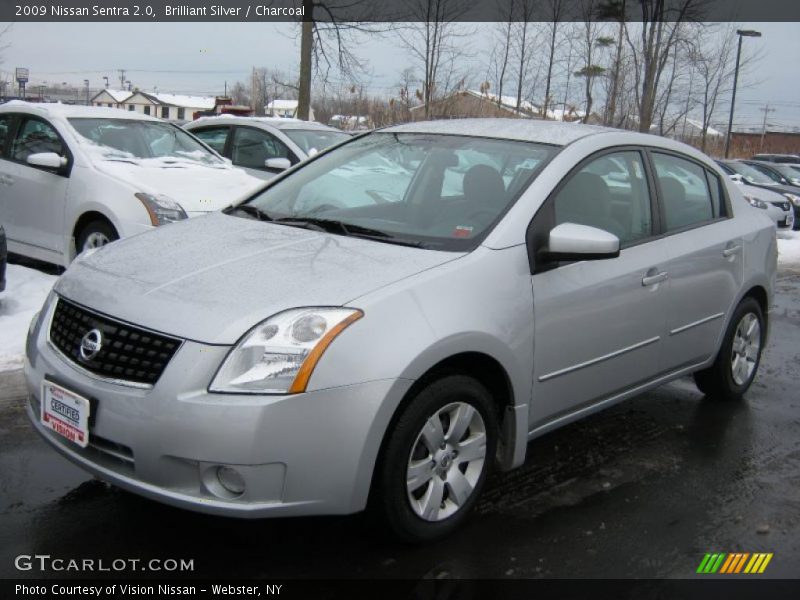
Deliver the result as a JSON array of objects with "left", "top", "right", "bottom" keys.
[
  {"left": 726, "top": 162, "right": 775, "bottom": 185},
  {"left": 281, "top": 129, "right": 351, "bottom": 155},
  {"left": 68, "top": 118, "right": 224, "bottom": 166},
  {"left": 232, "top": 132, "right": 557, "bottom": 251},
  {"left": 764, "top": 163, "right": 800, "bottom": 185}
]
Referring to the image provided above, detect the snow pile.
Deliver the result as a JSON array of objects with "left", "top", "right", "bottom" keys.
[
  {"left": 0, "top": 265, "right": 57, "bottom": 371},
  {"left": 777, "top": 229, "right": 800, "bottom": 268}
]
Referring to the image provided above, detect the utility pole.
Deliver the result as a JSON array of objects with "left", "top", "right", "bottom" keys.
[
  {"left": 118, "top": 69, "right": 126, "bottom": 90},
  {"left": 759, "top": 104, "right": 776, "bottom": 152},
  {"left": 84, "top": 79, "right": 90, "bottom": 106}
]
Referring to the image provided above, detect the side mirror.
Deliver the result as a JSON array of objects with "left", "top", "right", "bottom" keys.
[
  {"left": 729, "top": 173, "right": 744, "bottom": 184},
  {"left": 541, "top": 223, "right": 620, "bottom": 262},
  {"left": 264, "top": 157, "right": 291, "bottom": 171},
  {"left": 27, "top": 152, "right": 67, "bottom": 170}
]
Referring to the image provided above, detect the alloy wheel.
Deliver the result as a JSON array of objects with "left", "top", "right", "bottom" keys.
[{"left": 731, "top": 312, "right": 761, "bottom": 386}]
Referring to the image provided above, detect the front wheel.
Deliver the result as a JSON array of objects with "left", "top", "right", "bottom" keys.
[
  {"left": 375, "top": 375, "right": 497, "bottom": 542},
  {"left": 694, "top": 297, "right": 764, "bottom": 401},
  {"left": 76, "top": 220, "right": 119, "bottom": 254}
]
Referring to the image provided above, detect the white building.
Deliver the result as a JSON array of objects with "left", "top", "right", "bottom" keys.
[
  {"left": 91, "top": 89, "right": 216, "bottom": 121},
  {"left": 265, "top": 99, "right": 314, "bottom": 120}
]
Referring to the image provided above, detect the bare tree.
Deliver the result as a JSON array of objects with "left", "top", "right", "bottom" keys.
[
  {"left": 688, "top": 24, "right": 741, "bottom": 151},
  {"left": 624, "top": 0, "right": 706, "bottom": 133},
  {"left": 398, "top": 0, "right": 474, "bottom": 119},
  {"left": 487, "top": 0, "right": 516, "bottom": 107},
  {"left": 541, "top": 0, "right": 568, "bottom": 118},
  {"left": 574, "top": 0, "right": 608, "bottom": 123}
]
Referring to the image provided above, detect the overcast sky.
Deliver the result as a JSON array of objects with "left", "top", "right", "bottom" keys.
[{"left": 1, "top": 21, "right": 798, "bottom": 130}]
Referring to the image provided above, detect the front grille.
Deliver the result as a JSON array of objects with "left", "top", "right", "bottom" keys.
[{"left": 49, "top": 297, "right": 181, "bottom": 386}]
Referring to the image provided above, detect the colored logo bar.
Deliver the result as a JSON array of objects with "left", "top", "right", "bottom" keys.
[{"left": 697, "top": 553, "right": 773, "bottom": 574}]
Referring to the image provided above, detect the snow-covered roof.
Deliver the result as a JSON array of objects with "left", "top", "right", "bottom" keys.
[
  {"left": 267, "top": 99, "right": 300, "bottom": 111},
  {"left": 154, "top": 93, "right": 216, "bottom": 110},
  {"left": 467, "top": 90, "right": 540, "bottom": 114},
  {"left": 384, "top": 118, "right": 612, "bottom": 146},
  {"left": 682, "top": 118, "right": 723, "bottom": 137},
  {"left": 187, "top": 115, "right": 337, "bottom": 132},
  {"left": 0, "top": 101, "right": 159, "bottom": 121},
  {"left": 96, "top": 88, "right": 133, "bottom": 103},
  {"left": 330, "top": 114, "right": 369, "bottom": 123}
]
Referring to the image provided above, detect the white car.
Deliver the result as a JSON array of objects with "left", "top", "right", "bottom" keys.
[
  {"left": 184, "top": 116, "right": 351, "bottom": 180},
  {"left": 726, "top": 176, "right": 794, "bottom": 229},
  {"left": 0, "top": 102, "right": 264, "bottom": 267}
]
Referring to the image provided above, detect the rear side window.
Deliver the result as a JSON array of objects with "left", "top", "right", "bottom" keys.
[
  {"left": 652, "top": 153, "right": 715, "bottom": 232},
  {"left": 11, "top": 118, "right": 65, "bottom": 163}
]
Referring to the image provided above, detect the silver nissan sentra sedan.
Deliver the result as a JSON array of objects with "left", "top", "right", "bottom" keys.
[{"left": 24, "top": 119, "right": 776, "bottom": 541}]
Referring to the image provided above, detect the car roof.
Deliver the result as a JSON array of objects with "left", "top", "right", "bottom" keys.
[
  {"left": 382, "top": 118, "right": 619, "bottom": 146},
  {"left": 187, "top": 115, "right": 342, "bottom": 132},
  {"left": 0, "top": 100, "right": 161, "bottom": 122}
]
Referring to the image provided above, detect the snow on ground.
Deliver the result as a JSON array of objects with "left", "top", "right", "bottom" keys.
[
  {"left": 777, "top": 228, "right": 800, "bottom": 268},
  {"left": 0, "top": 264, "right": 56, "bottom": 372}
]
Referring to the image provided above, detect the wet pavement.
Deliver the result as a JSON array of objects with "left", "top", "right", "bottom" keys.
[{"left": 1, "top": 272, "right": 799, "bottom": 580}]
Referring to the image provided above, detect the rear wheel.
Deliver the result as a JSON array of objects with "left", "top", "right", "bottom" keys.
[
  {"left": 694, "top": 297, "right": 764, "bottom": 401},
  {"left": 76, "top": 220, "right": 119, "bottom": 254},
  {"left": 375, "top": 375, "right": 497, "bottom": 542}
]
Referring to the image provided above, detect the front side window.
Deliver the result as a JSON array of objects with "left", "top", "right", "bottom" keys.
[
  {"left": 0, "top": 114, "right": 14, "bottom": 156},
  {"left": 191, "top": 126, "right": 229, "bottom": 155},
  {"left": 232, "top": 127, "right": 293, "bottom": 169},
  {"left": 234, "top": 133, "right": 557, "bottom": 251},
  {"left": 11, "top": 118, "right": 65, "bottom": 163},
  {"left": 653, "top": 153, "right": 716, "bottom": 232},
  {"left": 69, "top": 118, "right": 224, "bottom": 166},
  {"left": 553, "top": 151, "right": 652, "bottom": 244}
]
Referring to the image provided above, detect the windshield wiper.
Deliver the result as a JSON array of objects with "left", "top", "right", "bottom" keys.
[
  {"left": 224, "top": 204, "right": 274, "bottom": 221},
  {"left": 274, "top": 217, "right": 424, "bottom": 248}
]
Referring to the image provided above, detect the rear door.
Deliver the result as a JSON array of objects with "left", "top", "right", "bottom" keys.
[
  {"left": 0, "top": 115, "right": 71, "bottom": 260},
  {"left": 650, "top": 151, "right": 743, "bottom": 370}
]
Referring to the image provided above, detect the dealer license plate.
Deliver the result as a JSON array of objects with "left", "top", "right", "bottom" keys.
[{"left": 41, "top": 380, "right": 90, "bottom": 448}]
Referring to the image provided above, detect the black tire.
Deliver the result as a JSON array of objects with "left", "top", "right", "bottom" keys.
[
  {"left": 693, "top": 297, "right": 764, "bottom": 401},
  {"left": 374, "top": 374, "right": 498, "bottom": 543},
  {"left": 76, "top": 219, "right": 119, "bottom": 254}
]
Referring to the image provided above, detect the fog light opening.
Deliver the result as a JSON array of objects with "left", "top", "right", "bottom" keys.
[{"left": 216, "top": 466, "right": 246, "bottom": 496}]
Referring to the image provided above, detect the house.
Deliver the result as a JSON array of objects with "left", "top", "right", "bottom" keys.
[
  {"left": 266, "top": 99, "right": 314, "bottom": 120},
  {"left": 91, "top": 88, "right": 133, "bottom": 108},
  {"left": 411, "top": 89, "right": 542, "bottom": 121},
  {"left": 90, "top": 89, "right": 217, "bottom": 121}
]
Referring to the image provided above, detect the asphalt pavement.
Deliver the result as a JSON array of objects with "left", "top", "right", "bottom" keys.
[{"left": 1, "top": 271, "right": 798, "bottom": 580}]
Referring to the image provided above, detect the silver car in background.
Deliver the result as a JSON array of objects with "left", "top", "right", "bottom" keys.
[
  {"left": 25, "top": 119, "right": 776, "bottom": 541},
  {"left": 184, "top": 116, "right": 351, "bottom": 180}
]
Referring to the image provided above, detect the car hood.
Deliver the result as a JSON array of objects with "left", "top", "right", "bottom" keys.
[
  {"left": 739, "top": 183, "right": 790, "bottom": 203},
  {"left": 55, "top": 212, "right": 463, "bottom": 344},
  {"left": 94, "top": 159, "right": 264, "bottom": 213}
]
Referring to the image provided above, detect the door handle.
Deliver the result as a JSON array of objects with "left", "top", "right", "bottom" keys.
[
  {"left": 723, "top": 245, "right": 741, "bottom": 257},
  {"left": 642, "top": 271, "right": 668, "bottom": 287}
]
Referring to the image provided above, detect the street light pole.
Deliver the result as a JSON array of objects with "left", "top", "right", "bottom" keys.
[{"left": 724, "top": 29, "right": 761, "bottom": 159}]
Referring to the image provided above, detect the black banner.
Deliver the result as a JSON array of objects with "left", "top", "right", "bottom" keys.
[
  {"left": 4, "top": 579, "right": 800, "bottom": 600},
  {"left": 1, "top": 0, "right": 800, "bottom": 23}
]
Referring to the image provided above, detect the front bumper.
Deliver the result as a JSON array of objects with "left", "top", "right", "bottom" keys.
[{"left": 25, "top": 301, "right": 412, "bottom": 517}]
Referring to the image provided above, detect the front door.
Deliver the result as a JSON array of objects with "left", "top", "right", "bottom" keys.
[{"left": 530, "top": 149, "right": 670, "bottom": 430}]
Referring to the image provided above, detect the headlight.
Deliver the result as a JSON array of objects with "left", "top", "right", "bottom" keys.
[
  {"left": 783, "top": 193, "right": 800, "bottom": 207},
  {"left": 210, "top": 308, "right": 363, "bottom": 394},
  {"left": 744, "top": 196, "right": 768, "bottom": 209},
  {"left": 135, "top": 193, "right": 188, "bottom": 226}
]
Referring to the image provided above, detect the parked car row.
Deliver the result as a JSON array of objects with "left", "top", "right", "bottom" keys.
[
  {"left": 22, "top": 116, "right": 776, "bottom": 541},
  {"left": 716, "top": 160, "right": 797, "bottom": 230},
  {"left": 0, "top": 102, "right": 351, "bottom": 269}
]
